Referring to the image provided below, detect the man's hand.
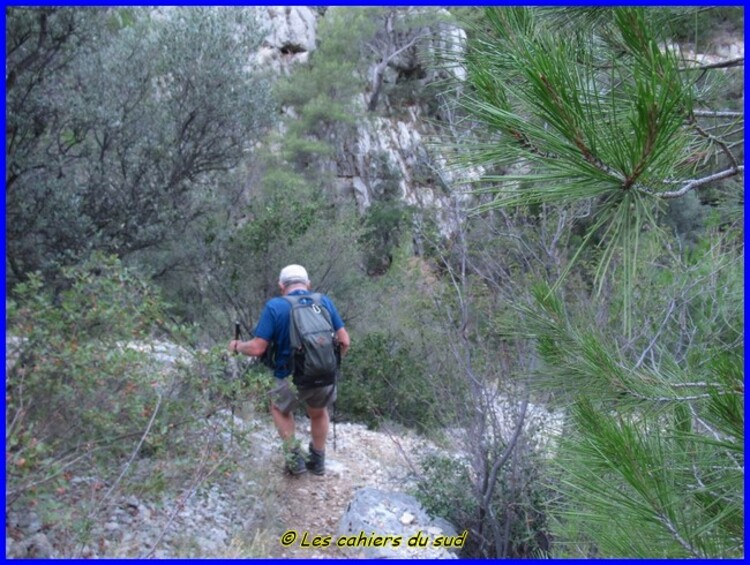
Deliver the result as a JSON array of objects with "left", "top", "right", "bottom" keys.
[
  {"left": 229, "top": 340, "right": 242, "bottom": 355},
  {"left": 335, "top": 328, "right": 351, "bottom": 357}
]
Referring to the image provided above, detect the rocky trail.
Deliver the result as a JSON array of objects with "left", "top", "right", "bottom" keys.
[
  {"left": 7, "top": 407, "right": 455, "bottom": 559},
  {"left": 258, "top": 415, "right": 433, "bottom": 559}
]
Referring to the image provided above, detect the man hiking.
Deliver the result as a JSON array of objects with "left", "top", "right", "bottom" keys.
[{"left": 229, "top": 264, "right": 350, "bottom": 475}]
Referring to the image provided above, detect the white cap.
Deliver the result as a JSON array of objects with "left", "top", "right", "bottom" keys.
[{"left": 279, "top": 264, "right": 309, "bottom": 286}]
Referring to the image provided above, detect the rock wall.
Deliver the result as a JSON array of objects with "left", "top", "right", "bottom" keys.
[
  {"left": 253, "top": 7, "right": 318, "bottom": 73},
  {"left": 254, "top": 6, "right": 473, "bottom": 236}
]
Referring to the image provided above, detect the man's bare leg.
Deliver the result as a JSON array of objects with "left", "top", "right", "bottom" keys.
[
  {"left": 271, "top": 402, "right": 296, "bottom": 442},
  {"left": 307, "top": 406, "right": 329, "bottom": 452}
]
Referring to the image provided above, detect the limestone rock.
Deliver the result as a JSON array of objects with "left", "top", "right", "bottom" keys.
[
  {"left": 337, "top": 487, "right": 459, "bottom": 559},
  {"left": 7, "top": 533, "right": 55, "bottom": 559},
  {"left": 254, "top": 7, "right": 317, "bottom": 73}
]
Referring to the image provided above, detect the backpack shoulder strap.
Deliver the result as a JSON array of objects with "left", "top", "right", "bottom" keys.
[
  {"left": 309, "top": 293, "right": 333, "bottom": 324},
  {"left": 282, "top": 295, "right": 301, "bottom": 348}
]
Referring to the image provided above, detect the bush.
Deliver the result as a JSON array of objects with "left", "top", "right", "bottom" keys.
[
  {"left": 192, "top": 346, "right": 276, "bottom": 417},
  {"left": 337, "top": 331, "right": 441, "bottom": 432},
  {"left": 415, "top": 453, "right": 477, "bottom": 524},
  {"left": 415, "top": 450, "right": 553, "bottom": 558},
  {"left": 5, "top": 254, "right": 192, "bottom": 503}
]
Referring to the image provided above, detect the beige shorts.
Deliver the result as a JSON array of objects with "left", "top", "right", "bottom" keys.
[{"left": 269, "top": 378, "right": 336, "bottom": 414}]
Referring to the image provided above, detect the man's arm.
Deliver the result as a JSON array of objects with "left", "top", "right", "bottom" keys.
[
  {"left": 230, "top": 300, "right": 275, "bottom": 357},
  {"left": 335, "top": 328, "right": 350, "bottom": 357},
  {"left": 320, "top": 295, "right": 349, "bottom": 356},
  {"left": 229, "top": 337, "right": 269, "bottom": 357}
]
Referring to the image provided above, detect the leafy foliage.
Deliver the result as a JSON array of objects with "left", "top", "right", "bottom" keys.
[
  {"left": 416, "top": 449, "right": 552, "bottom": 558},
  {"left": 6, "top": 255, "right": 188, "bottom": 499},
  {"left": 339, "top": 332, "right": 440, "bottom": 432},
  {"left": 360, "top": 154, "right": 413, "bottom": 275},
  {"left": 6, "top": 7, "right": 274, "bottom": 286}
]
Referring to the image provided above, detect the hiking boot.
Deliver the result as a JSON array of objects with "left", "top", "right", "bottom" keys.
[
  {"left": 306, "top": 443, "right": 325, "bottom": 475},
  {"left": 285, "top": 447, "right": 307, "bottom": 476}
]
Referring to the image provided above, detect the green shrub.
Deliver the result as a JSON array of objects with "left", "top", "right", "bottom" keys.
[
  {"left": 5, "top": 254, "right": 191, "bottom": 502},
  {"left": 415, "top": 450, "right": 552, "bottom": 558},
  {"left": 415, "top": 453, "right": 477, "bottom": 523},
  {"left": 338, "top": 331, "right": 441, "bottom": 432},
  {"left": 192, "top": 346, "right": 276, "bottom": 416}
]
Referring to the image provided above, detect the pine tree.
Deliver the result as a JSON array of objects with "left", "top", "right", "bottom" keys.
[{"left": 453, "top": 7, "right": 743, "bottom": 557}]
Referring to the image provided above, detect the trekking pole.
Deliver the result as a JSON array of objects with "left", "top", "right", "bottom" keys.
[
  {"left": 333, "top": 399, "right": 337, "bottom": 452},
  {"left": 333, "top": 344, "right": 341, "bottom": 452},
  {"left": 230, "top": 321, "right": 241, "bottom": 447}
]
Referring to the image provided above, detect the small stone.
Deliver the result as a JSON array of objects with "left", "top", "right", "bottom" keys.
[
  {"left": 80, "top": 545, "right": 94, "bottom": 558},
  {"left": 400, "top": 511, "right": 415, "bottom": 525},
  {"left": 9, "top": 533, "right": 54, "bottom": 558}
]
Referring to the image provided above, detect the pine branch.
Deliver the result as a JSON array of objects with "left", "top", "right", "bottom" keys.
[
  {"left": 681, "top": 57, "right": 744, "bottom": 71},
  {"left": 692, "top": 110, "right": 743, "bottom": 118},
  {"left": 655, "top": 512, "right": 702, "bottom": 558},
  {"left": 687, "top": 115, "right": 740, "bottom": 169},
  {"left": 630, "top": 390, "right": 741, "bottom": 402},
  {"left": 656, "top": 166, "right": 744, "bottom": 199}
]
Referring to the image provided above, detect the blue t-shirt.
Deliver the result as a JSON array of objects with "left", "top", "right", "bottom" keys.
[{"left": 253, "top": 290, "right": 345, "bottom": 379}]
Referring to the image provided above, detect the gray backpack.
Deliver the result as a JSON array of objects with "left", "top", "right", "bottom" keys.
[{"left": 284, "top": 293, "right": 339, "bottom": 389}]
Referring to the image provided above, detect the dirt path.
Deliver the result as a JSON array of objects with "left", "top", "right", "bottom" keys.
[{"left": 257, "top": 419, "right": 434, "bottom": 559}]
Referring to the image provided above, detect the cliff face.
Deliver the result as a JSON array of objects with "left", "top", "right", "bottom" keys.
[
  {"left": 255, "top": 7, "right": 473, "bottom": 236},
  {"left": 253, "top": 7, "right": 319, "bottom": 73}
]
